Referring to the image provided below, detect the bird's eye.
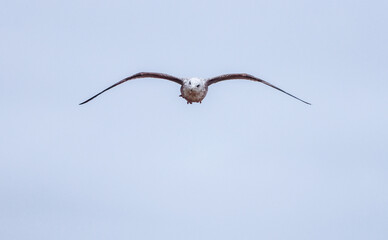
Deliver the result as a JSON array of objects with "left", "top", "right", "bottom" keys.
[{"left": 196, "top": 84, "right": 200, "bottom": 87}]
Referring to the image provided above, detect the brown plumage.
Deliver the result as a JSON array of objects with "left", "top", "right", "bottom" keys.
[{"left": 80, "top": 72, "right": 311, "bottom": 105}]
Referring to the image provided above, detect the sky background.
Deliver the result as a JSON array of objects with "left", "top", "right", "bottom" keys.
[{"left": 1, "top": 0, "right": 387, "bottom": 239}]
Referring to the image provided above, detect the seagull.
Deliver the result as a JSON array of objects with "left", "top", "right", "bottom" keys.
[{"left": 79, "top": 72, "right": 311, "bottom": 105}]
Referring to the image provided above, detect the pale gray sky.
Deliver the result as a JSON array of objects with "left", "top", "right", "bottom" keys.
[{"left": 1, "top": 0, "right": 387, "bottom": 239}]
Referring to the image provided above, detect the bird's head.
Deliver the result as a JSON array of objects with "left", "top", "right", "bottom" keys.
[{"left": 184, "top": 77, "right": 205, "bottom": 92}]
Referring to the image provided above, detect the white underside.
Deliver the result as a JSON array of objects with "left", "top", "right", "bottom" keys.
[{"left": 180, "top": 85, "right": 207, "bottom": 103}]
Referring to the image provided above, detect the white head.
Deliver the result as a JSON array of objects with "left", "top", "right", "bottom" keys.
[{"left": 184, "top": 77, "right": 205, "bottom": 92}]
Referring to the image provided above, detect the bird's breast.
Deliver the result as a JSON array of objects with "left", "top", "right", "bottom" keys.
[{"left": 180, "top": 86, "right": 208, "bottom": 103}]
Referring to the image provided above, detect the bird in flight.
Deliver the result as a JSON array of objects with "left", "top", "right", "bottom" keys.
[{"left": 79, "top": 72, "right": 311, "bottom": 105}]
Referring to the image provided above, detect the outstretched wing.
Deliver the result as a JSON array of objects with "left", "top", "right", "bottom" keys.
[
  {"left": 79, "top": 72, "right": 183, "bottom": 105},
  {"left": 206, "top": 73, "right": 311, "bottom": 105}
]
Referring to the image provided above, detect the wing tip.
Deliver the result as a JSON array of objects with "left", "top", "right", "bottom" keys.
[{"left": 79, "top": 100, "right": 89, "bottom": 105}]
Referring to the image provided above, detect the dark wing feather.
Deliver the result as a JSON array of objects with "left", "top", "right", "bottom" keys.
[
  {"left": 79, "top": 72, "right": 183, "bottom": 105},
  {"left": 206, "top": 73, "right": 311, "bottom": 105}
]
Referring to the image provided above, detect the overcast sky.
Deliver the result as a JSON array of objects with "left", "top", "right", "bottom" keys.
[{"left": 1, "top": 0, "right": 387, "bottom": 239}]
